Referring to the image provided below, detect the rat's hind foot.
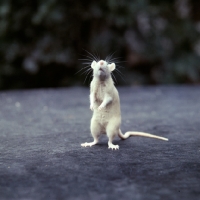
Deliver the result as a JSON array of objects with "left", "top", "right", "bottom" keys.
[
  {"left": 108, "top": 143, "right": 119, "bottom": 150},
  {"left": 81, "top": 141, "right": 98, "bottom": 147}
]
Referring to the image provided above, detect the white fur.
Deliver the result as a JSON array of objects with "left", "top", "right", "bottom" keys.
[{"left": 81, "top": 60, "right": 168, "bottom": 150}]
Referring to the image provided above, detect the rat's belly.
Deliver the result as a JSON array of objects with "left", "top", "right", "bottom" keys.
[
  {"left": 93, "top": 109, "right": 109, "bottom": 124},
  {"left": 93, "top": 107, "right": 121, "bottom": 127}
]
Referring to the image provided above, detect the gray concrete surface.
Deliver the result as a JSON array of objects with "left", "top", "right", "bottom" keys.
[{"left": 0, "top": 86, "right": 200, "bottom": 200}]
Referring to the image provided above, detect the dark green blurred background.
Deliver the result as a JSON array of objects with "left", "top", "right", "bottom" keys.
[{"left": 0, "top": 0, "right": 200, "bottom": 90}]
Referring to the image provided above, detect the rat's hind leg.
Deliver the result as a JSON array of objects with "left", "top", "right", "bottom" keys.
[
  {"left": 106, "top": 123, "right": 119, "bottom": 150},
  {"left": 81, "top": 138, "right": 98, "bottom": 147},
  {"left": 81, "top": 119, "right": 101, "bottom": 147},
  {"left": 108, "top": 137, "right": 119, "bottom": 150}
]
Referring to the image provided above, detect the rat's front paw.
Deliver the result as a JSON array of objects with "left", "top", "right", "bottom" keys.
[
  {"left": 98, "top": 105, "right": 104, "bottom": 111},
  {"left": 90, "top": 105, "right": 94, "bottom": 111}
]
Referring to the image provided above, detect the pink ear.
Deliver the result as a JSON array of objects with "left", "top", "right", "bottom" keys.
[
  {"left": 91, "top": 61, "right": 96, "bottom": 69},
  {"left": 108, "top": 63, "right": 115, "bottom": 71}
]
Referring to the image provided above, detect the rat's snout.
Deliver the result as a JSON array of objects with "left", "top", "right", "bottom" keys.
[{"left": 99, "top": 60, "right": 105, "bottom": 66}]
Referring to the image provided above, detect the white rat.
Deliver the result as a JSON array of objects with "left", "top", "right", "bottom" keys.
[{"left": 81, "top": 60, "right": 168, "bottom": 150}]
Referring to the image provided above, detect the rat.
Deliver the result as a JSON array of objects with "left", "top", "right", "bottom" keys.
[{"left": 81, "top": 60, "right": 168, "bottom": 150}]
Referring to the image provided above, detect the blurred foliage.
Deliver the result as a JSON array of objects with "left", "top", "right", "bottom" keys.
[{"left": 0, "top": 0, "right": 200, "bottom": 89}]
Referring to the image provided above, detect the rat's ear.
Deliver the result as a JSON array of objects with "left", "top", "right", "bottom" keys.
[
  {"left": 108, "top": 63, "right": 116, "bottom": 72},
  {"left": 91, "top": 61, "right": 96, "bottom": 69}
]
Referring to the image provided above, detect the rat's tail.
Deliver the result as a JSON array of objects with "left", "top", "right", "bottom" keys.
[{"left": 118, "top": 129, "right": 168, "bottom": 141}]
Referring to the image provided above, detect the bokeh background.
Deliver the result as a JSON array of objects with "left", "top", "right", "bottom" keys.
[{"left": 0, "top": 0, "right": 200, "bottom": 90}]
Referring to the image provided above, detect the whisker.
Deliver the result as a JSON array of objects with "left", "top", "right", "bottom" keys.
[
  {"left": 83, "top": 49, "right": 98, "bottom": 62},
  {"left": 106, "top": 51, "right": 117, "bottom": 63},
  {"left": 115, "top": 68, "right": 125, "bottom": 77},
  {"left": 79, "top": 53, "right": 95, "bottom": 62},
  {"left": 105, "top": 54, "right": 110, "bottom": 62},
  {"left": 94, "top": 49, "right": 100, "bottom": 61},
  {"left": 82, "top": 68, "right": 92, "bottom": 76},
  {"left": 85, "top": 55, "right": 96, "bottom": 61},
  {"left": 75, "top": 67, "right": 87, "bottom": 75},
  {"left": 82, "top": 62, "right": 92, "bottom": 65},
  {"left": 115, "top": 69, "right": 126, "bottom": 82},
  {"left": 79, "top": 53, "right": 94, "bottom": 62},
  {"left": 80, "top": 68, "right": 92, "bottom": 76},
  {"left": 79, "top": 58, "right": 93, "bottom": 62},
  {"left": 92, "top": 52, "right": 99, "bottom": 62},
  {"left": 108, "top": 57, "right": 123, "bottom": 63},
  {"left": 75, "top": 65, "right": 90, "bottom": 75},
  {"left": 111, "top": 73, "right": 118, "bottom": 84},
  {"left": 112, "top": 61, "right": 127, "bottom": 64},
  {"left": 116, "top": 65, "right": 125, "bottom": 70},
  {"left": 89, "top": 73, "right": 94, "bottom": 82},
  {"left": 84, "top": 69, "right": 93, "bottom": 84},
  {"left": 79, "top": 50, "right": 99, "bottom": 85}
]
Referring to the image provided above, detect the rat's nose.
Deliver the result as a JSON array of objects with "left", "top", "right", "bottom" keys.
[{"left": 100, "top": 60, "right": 104, "bottom": 65}]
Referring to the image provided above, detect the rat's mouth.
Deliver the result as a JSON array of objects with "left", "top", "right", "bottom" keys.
[
  {"left": 99, "top": 68, "right": 104, "bottom": 72},
  {"left": 98, "top": 68, "right": 107, "bottom": 80}
]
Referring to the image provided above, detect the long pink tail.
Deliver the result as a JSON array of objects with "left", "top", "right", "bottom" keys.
[{"left": 118, "top": 129, "right": 168, "bottom": 141}]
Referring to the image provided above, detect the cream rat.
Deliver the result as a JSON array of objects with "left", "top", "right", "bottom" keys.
[{"left": 81, "top": 60, "right": 168, "bottom": 150}]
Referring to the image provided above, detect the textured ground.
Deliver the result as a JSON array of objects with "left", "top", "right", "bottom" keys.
[{"left": 0, "top": 86, "right": 200, "bottom": 200}]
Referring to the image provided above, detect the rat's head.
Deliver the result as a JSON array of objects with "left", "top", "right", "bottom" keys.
[{"left": 91, "top": 60, "right": 115, "bottom": 81}]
